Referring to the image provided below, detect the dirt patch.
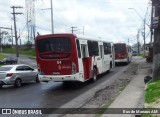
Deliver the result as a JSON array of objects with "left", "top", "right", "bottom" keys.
[
  {"left": 63, "top": 62, "right": 139, "bottom": 117},
  {"left": 144, "top": 99, "right": 160, "bottom": 108},
  {"left": 81, "top": 62, "right": 139, "bottom": 109},
  {"left": 63, "top": 63, "right": 139, "bottom": 117}
]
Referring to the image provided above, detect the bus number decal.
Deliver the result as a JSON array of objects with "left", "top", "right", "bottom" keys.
[{"left": 57, "top": 61, "right": 62, "bottom": 64}]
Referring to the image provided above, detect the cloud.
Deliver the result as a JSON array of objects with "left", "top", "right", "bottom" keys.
[{"left": 0, "top": 0, "right": 150, "bottom": 45}]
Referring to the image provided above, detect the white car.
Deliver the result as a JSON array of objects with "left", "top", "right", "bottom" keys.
[{"left": 0, "top": 64, "right": 39, "bottom": 88}]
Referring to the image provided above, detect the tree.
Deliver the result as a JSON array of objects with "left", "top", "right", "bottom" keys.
[
  {"left": 25, "top": 41, "right": 32, "bottom": 49},
  {"left": 0, "top": 31, "right": 9, "bottom": 45}
]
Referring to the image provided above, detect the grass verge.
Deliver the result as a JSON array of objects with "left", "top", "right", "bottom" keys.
[
  {"left": 0, "top": 54, "right": 6, "bottom": 59},
  {"left": 1, "top": 48, "right": 35, "bottom": 57},
  {"left": 145, "top": 80, "right": 160, "bottom": 103},
  {"left": 142, "top": 114, "right": 159, "bottom": 117},
  {"left": 143, "top": 80, "right": 160, "bottom": 117}
]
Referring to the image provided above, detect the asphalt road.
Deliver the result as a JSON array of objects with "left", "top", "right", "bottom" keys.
[
  {"left": 0, "top": 54, "right": 139, "bottom": 117},
  {"left": 0, "top": 64, "right": 129, "bottom": 109}
]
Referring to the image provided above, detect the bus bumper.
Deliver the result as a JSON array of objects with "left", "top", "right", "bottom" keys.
[
  {"left": 115, "top": 59, "right": 127, "bottom": 63},
  {"left": 38, "top": 73, "right": 84, "bottom": 82}
]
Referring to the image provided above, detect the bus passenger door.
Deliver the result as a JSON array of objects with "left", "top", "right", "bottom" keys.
[
  {"left": 81, "top": 44, "right": 91, "bottom": 80},
  {"left": 76, "top": 40, "right": 84, "bottom": 81},
  {"left": 98, "top": 45, "right": 104, "bottom": 73}
]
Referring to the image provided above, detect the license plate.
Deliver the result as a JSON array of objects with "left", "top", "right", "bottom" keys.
[{"left": 53, "top": 72, "right": 60, "bottom": 75}]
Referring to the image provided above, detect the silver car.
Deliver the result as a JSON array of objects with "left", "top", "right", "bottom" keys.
[{"left": 0, "top": 64, "right": 39, "bottom": 88}]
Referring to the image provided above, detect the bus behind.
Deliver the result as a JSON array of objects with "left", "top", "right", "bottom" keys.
[{"left": 114, "top": 43, "right": 132, "bottom": 64}]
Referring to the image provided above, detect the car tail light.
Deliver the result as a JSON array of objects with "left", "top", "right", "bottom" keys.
[
  {"left": 6, "top": 73, "right": 13, "bottom": 77},
  {"left": 72, "top": 62, "right": 76, "bottom": 74},
  {"left": 37, "top": 64, "right": 40, "bottom": 72}
]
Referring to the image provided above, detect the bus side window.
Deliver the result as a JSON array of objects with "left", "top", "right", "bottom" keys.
[
  {"left": 81, "top": 45, "right": 87, "bottom": 58},
  {"left": 76, "top": 40, "right": 81, "bottom": 58},
  {"left": 103, "top": 43, "right": 108, "bottom": 55},
  {"left": 93, "top": 41, "right": 99, "bottom": 56},
  {"left": 87, "top": 41, "right": 93, "bottom": 56},
  {"left": 107, "top": 43, "right": 111, "bottom": 54}
]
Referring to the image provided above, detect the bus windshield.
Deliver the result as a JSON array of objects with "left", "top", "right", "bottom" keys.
[
  {"left": 114, "top": 44, "right": 126, "bottom": 52},
  {"left": 37, "top": 37, "right": 71, "bottom": 59}
]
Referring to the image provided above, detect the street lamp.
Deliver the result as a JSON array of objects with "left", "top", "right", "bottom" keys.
[{"left": 129, "top": 8, "right": 146, "bottom": 56}]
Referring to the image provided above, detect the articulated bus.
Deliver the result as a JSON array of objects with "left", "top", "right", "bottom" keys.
[
  {"left": 35, "top": 33, "right": 115, "bottom": 83},
  {"left": 114, "top": 43, "right": 132, "bottom": 64}
]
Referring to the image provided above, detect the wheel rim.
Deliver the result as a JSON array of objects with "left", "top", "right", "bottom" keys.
[
  {"left": 16, "top": 79, "right": 21, "bottom": 87},
  {"left": 93, "top": 69, "right": 97, "bottom": 81}
]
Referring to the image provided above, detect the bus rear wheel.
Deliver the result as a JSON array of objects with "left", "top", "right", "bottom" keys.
[
  {"left": 0, "top": 84, "right": 3, "bottom": 88},
  {"left": 91, "top": 68, "right": 97, "bottom": 82},
  {"left": 126, "top": 58, "right": 129, "bottom": 65}
]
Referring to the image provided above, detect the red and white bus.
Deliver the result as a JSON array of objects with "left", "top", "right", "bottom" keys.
[
  {"left": 35, "top": 33, "right": 115, "bottom": 83},
  {"left": 114, "top": 43, "right": 132, "bottom": 64}
]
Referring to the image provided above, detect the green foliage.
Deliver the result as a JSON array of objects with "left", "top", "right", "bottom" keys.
[
  {"left": 145, "top": 80, "right": 160, "bottom": 103},
  {"left": 24, "top": 41, "right": 32, "bottom": 49},
  {"left": 142, "top": 114, "right": 159, "bottom": 117},
  {"left": 19, "top": 48, "right": 35, "bottom": 57},
  {"left": 0, "top": 53, "right": 6, "bottom": 59},
  {"left": 0, "top": 54, "right": 6, "bottom": 66},
  {"left": 1, "top": 47, "right": 35, "bottom": 57}
]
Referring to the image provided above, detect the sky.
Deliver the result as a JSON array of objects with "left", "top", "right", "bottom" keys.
[{"left": 0, "top": 0, "right": 151, "bottom": 46}]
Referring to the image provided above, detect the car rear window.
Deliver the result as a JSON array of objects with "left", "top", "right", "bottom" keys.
[{"left": 0, "top": 67, "right": 12, "bottom": 71}]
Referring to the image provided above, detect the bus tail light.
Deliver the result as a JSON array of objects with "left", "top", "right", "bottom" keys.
[{"left": 72, "top": 62, "right": 76, "bottom": 74}]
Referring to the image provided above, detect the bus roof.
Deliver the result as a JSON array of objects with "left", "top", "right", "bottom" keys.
[
  {"left": 36, "top": 33, "right": 113, "bottom": 44},
  {"left": 114, "top": 43, "right": 131, "bottom": 47}
]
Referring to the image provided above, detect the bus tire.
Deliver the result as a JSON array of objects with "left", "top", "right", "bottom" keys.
[
  {"left": 0, "top": 84, "right": 3, "bottom": 88},
  {"left": 126, "top": 58, "right": 129, "bottom": 65},
  {"left": 91, "top": 68, "right": 97, "bottom": 82}
]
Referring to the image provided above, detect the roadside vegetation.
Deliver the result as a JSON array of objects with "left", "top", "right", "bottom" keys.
[
  {"left": 0, "top": 53, "right": 6, "bottom": 59},
  {"left": 1, "top": 47, "right": 35, "bottom": 57},
  {"left": 143, "top": 80, "right": 160, "bottom": 117},
  {"left": 0, "top": 53, "right": 6, "bottom": 66},
  {"left": 145, "top": 80, "right": 160, "bottom": 104}
]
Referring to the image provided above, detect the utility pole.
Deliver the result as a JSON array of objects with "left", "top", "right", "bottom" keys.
[
  {"left": 152, "top": 0, "right": 160, "bottom": 81},
  {"left": 11, "top": 26, "right": 13, "bottom": 46},
  {"left": 150, "top": 3, "right": 154, "bottom": 43},
  {"left": 128, "top": 8, "right": 146, "bottom": 56},
  {"left": 143, "top": 19, "right": 146, "bottom": 56},
  {"left": 11, "top": 6, "right": 23, "bottom": 62},
  {"left": 0, "top": 29, "right": 1, "bottom": 52},
  {"left": 51, "top": 0, "right": 54, "bottom": 34},
  {"left": 0, "top": 29, "right": 1, "bottom": 45},
  {"left": 71, "top": 27, "right": 77, "bottom": 33}
]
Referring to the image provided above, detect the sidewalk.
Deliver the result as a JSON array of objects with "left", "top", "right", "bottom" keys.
[{"left": 101, "top": 57, "right": 152, "bottom": 117}]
